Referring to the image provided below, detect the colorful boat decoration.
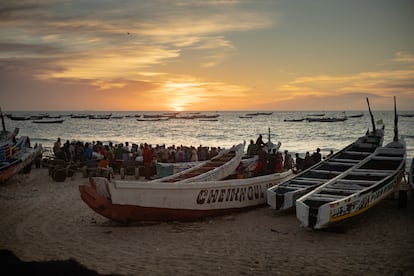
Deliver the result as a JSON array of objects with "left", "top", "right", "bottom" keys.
[{"left": 0, "top": 136, "right": 43, "bottom": 183}]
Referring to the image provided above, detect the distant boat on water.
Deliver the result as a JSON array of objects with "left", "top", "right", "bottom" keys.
[
  {"left": 306, "top": 117, "right": 347, "bottom": 122},
  {"left": 136, "top": 118, "right": 169, "bottom": 122},
  {"left": 71, "top": 114, "right": 89, "bottom": 119},
  {"left": 283, "top": 118, "right": 305, "bottom": 122},
  {"left": 347, "top": 112, "right": 364, "bottom": 118},
  {"left": 399, "top": 114, "right": 414, "bottom": 118},
  {"left": 307, "top": 112, "right": 325, "bottom": 116},
  {"left": 88, "top": 114, "right": 112, "bottom": 119},
  {"left": 8, "top": 115, "right": 31, "bottom": 121},
  {"left": 245, "top": 112, "right": 273, "bottom": 116},
  {"left": 32, "top": 119, "right": 65, "bottom": 124}
]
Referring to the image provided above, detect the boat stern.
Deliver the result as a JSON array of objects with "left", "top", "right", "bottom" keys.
[
  {"left": 296, "top": 198, "right": 331, "bottom": 229},
  {"left": 79, "top": 177, "right": 112, "bottom": 211},
  {"left": 295, "top": 199, "right": 310, "bottom": 227}
]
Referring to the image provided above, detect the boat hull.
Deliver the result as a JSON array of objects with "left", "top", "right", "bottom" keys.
[
  {"left": 297, "top": 166, "right": 405, "bottom": 229},
  {"left": 0, "top": 146, "right": 42, "bottom": 183},
  {"left": 296, "top": 140, "right": 406, "bottom": 229},
  {"left": 151, "top": 142, "right": 245, "bottom": 183},
  {"left": 267, "top": 128, "right": 385, "bottom": 211},
  {"left": 79, "top": 170, "right": 293, "bottom": 223}
]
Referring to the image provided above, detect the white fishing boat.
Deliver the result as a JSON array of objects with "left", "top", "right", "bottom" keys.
[
  {"left": 155, "top": 155, "right": 259, "bottom": 178},
  {"left": 267, "top": 98, "right": 384, "bottom": 211},
  {"left": 79, "top": 169, "right": 294, "bottom": 223},
  {"left": 149, "top": 142, "right": 245, "bottom": 183},
  {"left": 296, "top": 96, "right": 407, "bottom": 229},
  {"left": 295, "top": 137, "right": 406, "bottom": 229},
  {"left": 267, "top": 128, "right": 384, "bottom": 210}
]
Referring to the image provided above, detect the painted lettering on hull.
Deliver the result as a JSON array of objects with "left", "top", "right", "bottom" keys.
[
  {"left": 329, "top": 178, "right": 397, "bottom": 220},
  {"left": 196, "top": 182, "right": 275, "bottom": 205}
]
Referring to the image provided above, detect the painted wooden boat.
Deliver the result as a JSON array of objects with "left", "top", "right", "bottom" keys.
[
  {"left": 267, "top": 128, "right": 384, "bottom": 211},
  {"left": 0, "top": 128, "right": 19, "bottom": 146},
  {"left": 149, "top": 142, "right": 245, "bottom": 183},
  {"left": 296, "top": 138, "right": 406, "bottom": 229},
  {"left": 267, "top": 98, "right": 384, "bottom": 211},
  {"left": 79, "top": 169, "right": 294, "bottom": 223},
  {"left": 155, "top": 155, "right": 259, "bottom": 178},
  {"left": 0, "top": 136, "right": 43, "bottom": 183},
  {"left": 0, "top": 129, "right": 22, "bottom": 163}
]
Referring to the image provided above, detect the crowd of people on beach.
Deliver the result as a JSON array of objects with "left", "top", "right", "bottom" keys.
[
  {"left": 51, "top": 135, "right": 330, "bottom": 179},
  {"left": 52, "top": 138, "right": 222, "bottom": 179}
]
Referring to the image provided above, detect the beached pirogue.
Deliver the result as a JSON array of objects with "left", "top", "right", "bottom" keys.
[
  {"left": 295, "top": 137, "right": 406, "bottom": 229},
  {"left": 267, "top": 99, "right": 384, "bottom": 211},
  {"left": 148, "top": 142, "right": 245, "bottom": 183},
  {"left": 0, "top": 135, "right": 42, "bottom": 183},
  {"left": 267, "top": 127, "right": 384, "bottom": 211},
  {"left": 296, "top": 99, "right": 406, "bottom": 229},
  {"left": 79, "top": 142, "right": 294, "bottom": 223}
]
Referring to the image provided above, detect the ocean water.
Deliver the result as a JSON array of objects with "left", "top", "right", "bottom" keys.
[{"left": 3, "top": 110, "right": 414, "bottom": 169}]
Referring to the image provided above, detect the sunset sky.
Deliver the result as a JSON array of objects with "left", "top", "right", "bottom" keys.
[{"left": 1, "top": 0, "right": 413, "bottom": 111}]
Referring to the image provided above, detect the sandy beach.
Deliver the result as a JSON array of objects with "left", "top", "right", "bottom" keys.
[{"left": 1, "top": 167, "right": 413, "bottom": 276}]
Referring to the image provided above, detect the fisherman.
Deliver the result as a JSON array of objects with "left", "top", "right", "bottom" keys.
[
  {"left": 143, "top": 143, "right": 154, "bottom": 180},
  {"left": 303, "top": 152, "right": 313, "bottom": 169},
  {"left": 312, "top": 148, "right": 322, "bottom": 164},
  {"left": 283, "top": 150, "right": 294, "bottom": 170},
  {"left": 295, "top": 153, "right": 304, "bottom": 172},
  {"left": 256, "top": 134, "right": 265, "bottom": 147},
  {"left": 247, "top": 139, "right": 258, "bottom": 156},
  {"left": 53, "top": 137, "right": 61, "bottom": 156}
]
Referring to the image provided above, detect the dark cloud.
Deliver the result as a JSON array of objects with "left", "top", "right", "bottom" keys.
[
  {"left": 0, "top": 42, "right": 62, "bottom": 55},
  {"left": 0, "top": 1, "right": 55, "bottom": 21}
]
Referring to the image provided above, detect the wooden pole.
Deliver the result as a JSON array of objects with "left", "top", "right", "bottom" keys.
[
  {"left": 366, "top": 98, "right": 376, "bottom": 132},
  {"left": 394, "top": 96, "right": 398, "bottom": 142}
]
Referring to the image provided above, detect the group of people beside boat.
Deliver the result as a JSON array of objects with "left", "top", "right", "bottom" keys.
[
  {"left": 51, "top": 134, "right": 331, "bottom": 181},
  {"left": 246, "top": 137, "right": 330, "bottom": 176},
  {"left": 52, "top": 138, "right": 223, "bottom": 178},
  {"left": 53, "top": 139, "right": 221, "bottom": 163}
]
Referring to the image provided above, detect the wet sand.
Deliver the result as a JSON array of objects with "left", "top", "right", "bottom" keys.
[{"left": 1, "top": 168, "right": 413, "bottom": 275}]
